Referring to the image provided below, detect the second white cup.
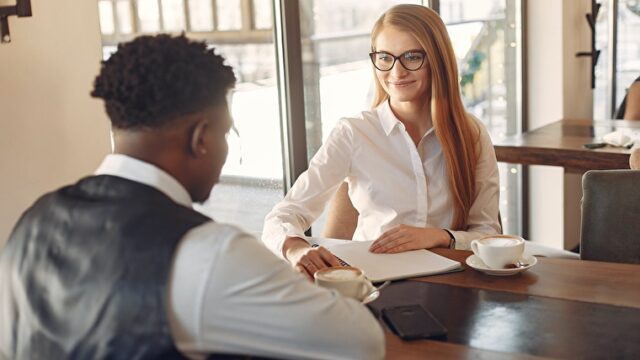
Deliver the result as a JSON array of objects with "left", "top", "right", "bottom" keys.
[{"left": 471, "top": 235, "right": 525, "bottom": 269}]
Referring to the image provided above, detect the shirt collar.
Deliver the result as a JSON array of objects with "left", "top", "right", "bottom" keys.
[
  {"left": 376, "top": 100, "right": 435, "bottom": 138},
  {"left": 377, "top": 100, "right": 404, "bottom": 136},
  {"left": 95, "top": 154, "right": 193, "bottom": 208}
]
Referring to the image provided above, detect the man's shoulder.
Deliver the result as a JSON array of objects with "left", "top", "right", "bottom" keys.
[
  {"left": 182, "top": 221, "right": 260, "bottom": 250},
  {"left": 187, "top": 221, "right": 248, "bottom": 236},
  {"left": 174, "top": 221, "right": 283, "bottom": 281}
]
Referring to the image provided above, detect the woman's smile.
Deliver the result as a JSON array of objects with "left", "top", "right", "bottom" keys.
[{"left": 387, "top": 80, "right": 416, "bottom": 88}]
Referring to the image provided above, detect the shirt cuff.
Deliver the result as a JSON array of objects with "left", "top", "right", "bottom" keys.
[{"left": 450, "top": 230, "right": 498, "bottom": 250}]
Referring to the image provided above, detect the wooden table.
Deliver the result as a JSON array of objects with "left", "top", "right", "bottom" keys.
[
  {"left": 375, "top": 249, "right": 640, "bottom": 359},
  {"left": 493, "top": 119, "right": 639, "bottom": 172}
]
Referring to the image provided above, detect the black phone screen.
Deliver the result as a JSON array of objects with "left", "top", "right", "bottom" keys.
[{"left": 381, "top": 304, "right": 447, "bottom": 340}]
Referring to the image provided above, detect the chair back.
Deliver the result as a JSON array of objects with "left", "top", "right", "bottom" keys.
[
  {"left": 322, "top": 182, "right": 358, "bottom": 240},
  {"left": 580, "top": 169, "right": 640, "bottom": 264}
]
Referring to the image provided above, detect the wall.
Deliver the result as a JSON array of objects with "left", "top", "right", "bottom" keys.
[
  {"left": 526, "top": 0, "right": 592, "bottom": 248},
  {"left": 561, "top": 0, "right": 594, "bottom": 250},
  {"left": 0, "top": 0, "right": 110, "bottom": 247}
]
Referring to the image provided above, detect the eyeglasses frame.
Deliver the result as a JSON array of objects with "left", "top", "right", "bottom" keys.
[{"left": 368, "top": 50, "right": 427, "bottom": 72}]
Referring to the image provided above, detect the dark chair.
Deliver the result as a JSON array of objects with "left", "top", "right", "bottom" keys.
[{"left": 580, "top": 169, "right": 640, "bottom": 264}]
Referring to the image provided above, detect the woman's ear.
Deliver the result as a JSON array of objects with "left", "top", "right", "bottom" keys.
[{"left": 189, "top": 119, "right": 210, "bottom": 158}]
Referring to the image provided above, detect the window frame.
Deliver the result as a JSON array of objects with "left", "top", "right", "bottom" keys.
[{"left": 98, "top": 0, "right": 272, "bottom": 47}]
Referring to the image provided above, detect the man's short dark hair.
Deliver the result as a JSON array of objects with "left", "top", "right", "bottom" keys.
[{"left": 91, "top": 34, "right": 236, "bottom": 129}]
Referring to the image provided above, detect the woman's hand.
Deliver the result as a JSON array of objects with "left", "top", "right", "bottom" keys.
[
  {"left": 369, "top": 225, "right": 450, "bottom": 254},
  {"left": 283, "top": 237, "right": 342, "bottom": 281}
]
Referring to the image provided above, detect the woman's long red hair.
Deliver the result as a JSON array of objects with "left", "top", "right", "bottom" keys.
[{"left": 371, "top": 4, "right": 480, "bottom": 230}]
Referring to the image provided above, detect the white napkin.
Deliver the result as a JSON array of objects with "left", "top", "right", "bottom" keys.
[{"left": 602, "top": 131, "right": 635, "bottom": 147}]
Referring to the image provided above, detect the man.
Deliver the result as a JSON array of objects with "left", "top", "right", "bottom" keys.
[{"left": 0, "top": 35, "right": 384, "bottom": 359}]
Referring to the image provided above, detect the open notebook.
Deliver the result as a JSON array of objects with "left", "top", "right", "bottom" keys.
[{"left": 310, "top": 238, "right": 462, "bottom": 282}]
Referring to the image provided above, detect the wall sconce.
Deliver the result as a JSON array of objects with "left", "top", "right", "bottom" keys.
[{"left": 0, "top": 0, "right": 32, "bottom": 44}]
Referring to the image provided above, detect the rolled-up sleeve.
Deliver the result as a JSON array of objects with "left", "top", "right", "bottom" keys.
[{"left": 261, "top": 120, "right": 354, "bottom": 258}]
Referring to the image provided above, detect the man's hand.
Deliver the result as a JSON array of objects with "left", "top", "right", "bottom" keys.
[
  {"left": 368, "top": 225, "right": 450, "bottom": 254},
  {"left": 283, "top": 237, "right": 342, "bottom": 281}
]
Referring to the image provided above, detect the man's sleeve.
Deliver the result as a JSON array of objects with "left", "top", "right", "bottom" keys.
[{"left": 168, "top": 222, "right": 385, "bottom": 360}]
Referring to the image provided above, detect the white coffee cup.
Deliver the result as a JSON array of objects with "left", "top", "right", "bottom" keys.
[
  {"left": 470, "top": 235, "right": 525, "bottom": 269},
  {"left": 314, "top": 266, "right": 373, "bottom": 301}
]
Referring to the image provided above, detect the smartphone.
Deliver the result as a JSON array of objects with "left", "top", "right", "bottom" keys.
[
  {"left": 583, "top": 142, "right": 607, "bottom": 149},
  {"left": 381, "top": 304, "right": 447, "bottom": 341}
]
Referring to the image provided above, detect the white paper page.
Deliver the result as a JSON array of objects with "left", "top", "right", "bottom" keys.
[{"left": 321, "top": 240, "right": 461, "bottom": 282}]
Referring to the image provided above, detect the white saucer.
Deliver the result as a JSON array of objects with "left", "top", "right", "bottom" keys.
[
  {"left": 361, "top": 290, "right": 380, "bottom": 304},
  {"left": 466, "top": 254, "right": 537, "bottom": 276},
  {"left": 360, "top": 280, "right": 390, "bottom": 304}
]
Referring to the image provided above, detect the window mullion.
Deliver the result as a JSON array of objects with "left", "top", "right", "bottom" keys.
[
  {"left": 157, "top": 0, "right": 164, "bottom": 31},
  {"left": 241, "top": 0, "right": 253, "bottom": 31},
  {"left": 272, "top": 0, "right": 308, "bottom": 194},
  {"left": 183, "top": 0, "right": 191, "bottom": 32},
  {"left": 429, "top": 0, "right": 441, "bottom": 13},
  {"left": 212, "top": 0, "right": 218, "bottom": 31},
  {"left": 607, "top": 0, "right": 619, "bottom": 118}
]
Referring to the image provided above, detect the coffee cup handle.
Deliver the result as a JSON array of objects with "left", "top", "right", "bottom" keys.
[
  {"left": 358, "top": 280, "right": 373, "bottom": 299},
  {"left": 470, "top": 240, "right": 480, "bottom": 256}
]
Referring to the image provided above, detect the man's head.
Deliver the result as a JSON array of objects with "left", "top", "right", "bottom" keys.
[{"left": 91, "top": 34, "right": 236, "bottom": 202}]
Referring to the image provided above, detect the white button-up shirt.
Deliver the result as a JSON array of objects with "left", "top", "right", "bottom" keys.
[
  {"left": 262, "top": 101, "right": 500, "bottom": 255},
  {"left": 0, "top": 154, "right": 385, "bottom": 360}
]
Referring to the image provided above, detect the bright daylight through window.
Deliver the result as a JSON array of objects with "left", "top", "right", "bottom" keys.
[{"left": 97, "top": 0, "right": 523, "bottom": 237}]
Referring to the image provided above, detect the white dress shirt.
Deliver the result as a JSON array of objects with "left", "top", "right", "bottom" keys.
[
  {"left": 0, "top": 154, "right": 385, "bottom": 360},
  {"left": 262, "top": 101, "right": 501, "bottom": 255}
]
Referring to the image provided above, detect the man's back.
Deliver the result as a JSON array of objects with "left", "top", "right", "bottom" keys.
[{"left": 0, "top": 174, "right": 209, "bottom": 359}]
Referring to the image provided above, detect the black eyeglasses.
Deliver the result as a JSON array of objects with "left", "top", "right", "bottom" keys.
[{"left": 369, "top": 50, "right": 426, "bottom": 71}]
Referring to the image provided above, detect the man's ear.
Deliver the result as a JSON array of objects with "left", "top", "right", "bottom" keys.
[{"left": 189, "top": 119, "right": 210, "bottom": 158}]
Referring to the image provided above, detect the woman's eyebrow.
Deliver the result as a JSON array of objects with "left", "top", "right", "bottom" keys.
[{"left": 373, "top": 48, "right": 424, "bottom": 54}]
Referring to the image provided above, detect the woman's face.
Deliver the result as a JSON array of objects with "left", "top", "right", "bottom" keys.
[{"left": 373, "top": 26, "right": 431, "bottom": 105}]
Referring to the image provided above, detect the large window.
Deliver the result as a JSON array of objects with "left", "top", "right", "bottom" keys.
[
  {"left": 98, "top": 0, "right": 281, "bottom": 238},
  {"left": 97, "top": 0, "right": 524, "bottom": 238},
  {"left": 594, "top": 0, "right": 640, "bottom": 119},
  {"left": 439, "top": 0, "right": 523, "bottom": 235}
]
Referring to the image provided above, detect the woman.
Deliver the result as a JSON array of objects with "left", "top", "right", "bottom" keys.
[
  {"left": 614, "top": 75, "right": 640, "bottom": 120},
  {"left": 262, "top": 4, "right": 501, "bottom": 280}
]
